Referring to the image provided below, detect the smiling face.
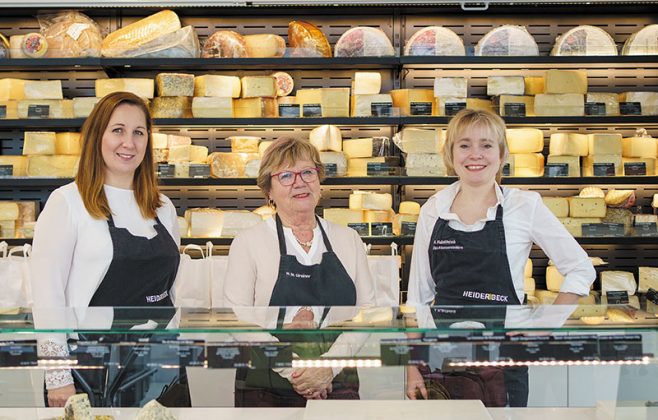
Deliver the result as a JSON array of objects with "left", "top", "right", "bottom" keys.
[
  {"left": 452, "top": 123, "right": 502, "bottom": 187},
  {"left": 269, "top": 158, "right": 321, "bottom": 216},
  {"left": 101, "top": 103, "right": 148, "bottom": 188}
]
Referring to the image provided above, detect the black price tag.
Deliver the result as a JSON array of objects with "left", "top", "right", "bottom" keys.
[
  {"left": 252, "top": 344, "right": 292, "bottom": 369},
  {"left": 370, "top": 222, "right": 394, "bottom": 236},
  {"left": 593, "top": 163, "right": 616, "bottom": 177},
  {"left": 544, "top": 163, "right": 569, "bottom": 177},
  {"left": 367, "top": 162, "right": 390, "bottom": 176},
  {"left": 189, "top": 164, "right": 210, "bottom": 178},
  {"left": 410, "top": 102, "right": 432, "bottom": 116},
  {"left": 624, "top": 162, "right": 646, "bottom": 176},
  {"left": 323, "top": 163, "right": 337, "bottom": 177},
  {"left": 157, "top": 163, "right": 176, "bottom": 178},
  {"left": 582, "top": 223, "right": 625, "bottom": 237},
  {"left": 0, "top": 105, "right": 6, "bottom": 119},
  {"left": 27, "top": 104, "right": 50, "bottom": 118},
  {"left": 347, "top": 223, "right": 369, "bottom": 236},
  {"left": 400, "top": 221, "right": 417, "bottom": 236},
  {"left": 504, "top": 103, "right": 527, "bottom": 117},
  {"left": 634, "top": 222, "right": 658, "bottom": 237},
  {"left": 599, "top": 335, "right": 643, "bottom": 361},
  {"left": 620, "top": 102, "right": 642, "bottom": 116},
  {"left": 502, "top": 163, "right": 511, "bottom": 177},
  {"left": 207, "top": 344, "right": 251, "bottom": 369},
  {"left": 278, "top": 104, "right": 300, "bottom": 118},
  {"left": 0, "top": 165, "right": 13, "bottom": 176},
  {"left": 0, "top": 342, "right": 38, "bottom": 368},
  {"left": 71, "top": 342, "right": 112, "bottom": 368},
  {"left": 371, "top": 102, "right": 393, "bottom": 117},
  {"left": 585, "top": 102, "right": 607, "bottom": 116},
  {"left": 302, "top": 104, "right": 322, "bottom": 117},
  {"left": 445, "top": 102, "right": 467, "bottom": 116},
  {"left": 161, "top": 342, "right": 206, "bottom": 367},
  {"left": 606, "top": 291, "right": 630, "bottom": 305}
]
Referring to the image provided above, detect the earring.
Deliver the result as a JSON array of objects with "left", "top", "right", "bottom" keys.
[{"left": 268, "top": 198, "right": 276, "bottom": 209}]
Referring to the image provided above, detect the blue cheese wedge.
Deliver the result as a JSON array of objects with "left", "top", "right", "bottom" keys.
[
  {"left": 135, "top": 400, "right": 176, "bottom": 420},
  {"left": 64, "top": 394, "right": 92, "bottom": 420}
]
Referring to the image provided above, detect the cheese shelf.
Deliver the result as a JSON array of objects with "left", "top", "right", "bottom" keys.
[{"left": 400, "top": 55, "right": 658, "bottom": 69}]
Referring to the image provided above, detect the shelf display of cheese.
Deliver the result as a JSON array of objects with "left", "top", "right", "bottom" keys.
[
  {"left": 623, "top": 24, "right": 658, "bottom": 55},
  {"left": 392, "top": 127, "right": 447, "bottom": 176},
  {"left": 618, "top": 91, "right": 658, "bottom": 116},
  {"left": 0, "top": 78, "right": 73, "bottom": 119},
  {"left": 350, "top": 71, "right": 393, "bottom": 117},
  {"left": 15, "top": 131, "right": 80, "bottom": 177},
  {"left": 432, "top": 76, "right": 493, "bottom": 116},
  {"left": 551, "top": 25, "right": 618, "bottom": 56},
  {"left": 404, "top": 26, "right": 465, "bottom": 56},
  {"left": 0, "top": 200, "right": 37, "bottom": 238},
  {"left": 475, "top": 25, "right": 539, "bottom": 56},
  {"left": 153, "top": 132, "right": 210, "bottom": 178},
  {"left": 182, "top": 207, "right": 262, "bottom": 238},
  {"left": 324, "top": 191, "right": 397, "bottom": 236}
]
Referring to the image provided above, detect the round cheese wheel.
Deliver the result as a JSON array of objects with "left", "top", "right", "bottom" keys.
[
  {"left": 288, "top": 21, "right": 332, "bottom": 57},
  {"left": 22, "top": 33, "right": 49, "bottom": 58},
  {"left": 272, "top": 72, "right": 294, "bottom": 97},
  {"left": 404, "top": 26, "right": 465, "bottom": 56},
  {"left": 41, "top": 11, "right": 102, "bottom": 58},
  {"left": 475, "top": 25, "right": 538, "bottom": 56},
  {"left": 244, "top": 34, "right": 286, "bottom": 58},
  {"left": 551, "top": 25, "right": 617, "bottom": 56},
  {"left": 335, "top": 27, "right": 395, "bottom": 57},
  {"left": 623, "top": 24, "right": 658, "bottom": 55},
  {"left": 202, "top": 30, "right": 248, "bottom": 58}
]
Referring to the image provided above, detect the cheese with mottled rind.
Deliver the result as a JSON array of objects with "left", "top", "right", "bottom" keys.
[
  {"left": 229, "top": 136, "right": 260, "bottom": 153},
  {"left": 155, "top": 73, "right": 194, "bottom": 97},
  {"left": 234, "top": 98, "right": 278, "bottom": 118}
]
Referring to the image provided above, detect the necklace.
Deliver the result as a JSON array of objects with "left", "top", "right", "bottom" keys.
[{"left": 293, "top": 231, "right": 313, "bottom": 248}]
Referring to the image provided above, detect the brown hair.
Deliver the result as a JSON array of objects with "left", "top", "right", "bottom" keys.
[
  {"left": 75, "top": 92, "right": 161, "bottom": 220},
  {"left": 443, "top": 108, "right": 508, "bottom": 183},
  {"left": 257, "top": 136, "right": 325, "bottom": 198}
]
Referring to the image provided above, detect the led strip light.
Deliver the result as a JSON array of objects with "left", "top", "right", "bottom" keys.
[
  {"left": 292, "top": 359, "right": 382, "bottom": 368},
  {"left": 448, "top": 357, "right": 651, "bottom": 367}
]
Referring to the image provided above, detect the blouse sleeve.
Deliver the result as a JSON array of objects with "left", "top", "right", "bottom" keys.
[
  {"left": 349, "top": 228, "right": 377, "bottom": 307},
  {"left": 407, "top": 202, "right": 438, "bottom": 306}
]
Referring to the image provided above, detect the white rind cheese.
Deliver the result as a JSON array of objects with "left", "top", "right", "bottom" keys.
[
  {"left": 601, "top": 270, "right": 637, "bottom": 295},
  {"left": 309, "top": 125, "right": 342, "bottom": 152},
  {"left": 475, "top": 25, "right": 539, "bottom": 56},
  {"left": 622, "top": 24, "right": 658, "bottom": 55},
  {"left": 434, "top": 77, "right": 468, "bottom": 97},
  {"left": 487, "top": 76, "right": 525, "bottom": 96},
  {"left": 638, "top": 267, "right": 658, "bottom": 293},
  {"left": 551, "top": 25, "right": 618, "bottom": 56}
]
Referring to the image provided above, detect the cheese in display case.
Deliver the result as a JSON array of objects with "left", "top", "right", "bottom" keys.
[
  {"left": 202, "top": 30, "right": 247, "bottom": 58},
  {"left": 155, "top": 73, "right": 195, "bottom": 97},
  {"left": 549, "top": 133, "right": 589, "bottom": 156},
  {"left": 288, "top": 20, "right": 332, "bottom": 57},
  {"left": 191, "top": 97, "right": 233, "bottom": 118},
  {"left": 505, "top": 128, "right": 544, "bottom": 154},
  {"left": 475, "top": 25, "right": 539, "bottom": 56},
  {"left": 534, "top": 93, "right": 584, "bottom": 116},
  {"left": 487, "top": 76, "right": 525, "bottom": 96},
  {"left": 38, "top": 11, "right": 102, "bottom": 58},
  {"left": 618, "top": 92, "right": 658, "bottom": 115},
  {"left": 309, "top": 125, "right": 342, "bottom": 152},
  {"left": 243, "top": 34, "right": 286, "bottom": 58},
  {"left": 622, "top": 24, "right": 658, "bottom": 55},
  {"left": 551, "top": 25, "right": 618, "bottom": 56},
  {"left": 96, "top": 78, "right": 154, "bottom": 99},
  {"left": 404, "top": 26, "right": 465, "bottom": 56},
  {"left": 334, "top": 27, "right": 395, "bottom": 57},
  {"left": 100, "top": 10, "right": 182, "bottom": 57},
  {"left": 194, "top": 75, "right": 241, "bottom": 98},
  {"left": 434, "top": 77, "right": 468, "bottom": 97}
]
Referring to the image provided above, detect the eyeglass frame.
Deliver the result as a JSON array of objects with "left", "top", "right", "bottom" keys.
[{"left": 270, "top": 167, "right": 321, "bottom": 186}]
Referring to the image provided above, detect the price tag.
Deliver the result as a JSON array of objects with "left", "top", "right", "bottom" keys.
[
  {"left": 544, "top": 163, "right": 569, "bottom": 177},
  {"left": 27, "top": 104, "right": 50, "bottom": 118},
  {"left": 599, "top": 334, "right": 643, "bottom": 361},
  {"left": 409, "top": 102, "right": 432, "bottom": 116},
  {"left": 0, "top": 342, "right": 38, "bottom": 368},
  {"left": 380, "top": 340, "right": 428, "bottom": 366},
  {"left": 347, "top": 223, "right": 369, "bottom": 236},
  {"left": 157, "top": 163, "right": 176, "bottom": 178},
  {"left": 188, "top": 164, "right": 210, "bottom": 178},
  {"left": 445, "top": 102, "right": 467, "bottom": 116},
  {"left": 160, "top": 342, "right": 206, "bottom": 367},
  {"left": 323, "top": 163, "right": 337, "bottom": 177},
  {"left": 620, "top": 102, "right": 642, "bottom": 115},
  {"left": 634, "top": 222, "right": 658, "bottom": 237},
  {"left": 606, "top": 291, "right": 630, "bottom": 305},
  {"left": 252, "top": 343, "right": 292, "bottom": 369},
  {"left": 371, "top": 102, "right": 393, "bottom": 117},
  {"left": 582, "top": 223, "right": 625, "bottom": 237},
  {"left": 367, "top": 162, "right": 390, "bottom": 176},
  {"left": 502, "top": 163, "right": 511, "bottom": 177},
  {"left": 71, "top": 342, "right": 112, "bottom": 368},
  {"left": 302, "top": 104, "right": 322, "bottom": 117},
  {"left": 593, "top": 163, "right": 616, "bottom": 177},
  {"left": 401, "top": 221, "right": 417, "bottom": 236},
  {"left": 623, "top": 162, "right": 646, "bottom": 176},
  {"left": 370, "top": 222, "right": 393, "bottom": 236},
  {"left": 0, "top": 105, "right": 6, "bottom": 119},
  {"left": 278, "top": 104, "right": 300, "bottom": 117},
  {"left": 585, "top": 102, "right": 606, "bottom": 116},
  {"left": 0, "top": 165, "right": 13, "bottom": 176},
  {"left": 504, "top": 103, "right": 527, "bottom": 117},
  {"left": 206, "top": 344, "right": 251, "bottom": 369}
]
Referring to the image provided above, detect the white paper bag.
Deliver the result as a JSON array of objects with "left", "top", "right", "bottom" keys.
[
  {"left": 0, "top": 242, "right": 32, "bottom": 308},
  {"left": 207, "top": 242, "right": 229, "bottom": 308},
  {"left": 367, "top": 254, "right": 401, "bottom": 306},
  {"left": 173, "top": 244, "right": 211, "bottom": 308}
]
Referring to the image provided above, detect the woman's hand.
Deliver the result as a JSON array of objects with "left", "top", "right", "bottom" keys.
[
  {"left": 290, "top": 367, "right": 333, "bottom": 399},
  {"left": 283, "top": 307, "right": 317, "bottom": 330},
  {"left": 47, "top": 384, "right": 76, "bottom": 407},
  {"left": 406, "top": 365, "right": 427, "bottom": 400}
]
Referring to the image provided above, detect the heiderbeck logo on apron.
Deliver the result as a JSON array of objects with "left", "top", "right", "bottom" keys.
[{"left": 432, "top": 239, "right": 464, "bottom": 251}]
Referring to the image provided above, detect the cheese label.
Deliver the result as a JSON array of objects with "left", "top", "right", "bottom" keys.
[
  {"left": 606, "top": 290, "right": 629, "bottom": 305},
  {"left": 0, "top": 105, "right": 6, "bottom": 119},
  {"left": 504, "top": 102, "right": 526, "bottom": 117},
  {"left": 401, "top": 221, "right": 417, "bottom": 236},
  {"left": 278, "top": 104, "right": 300, "bottom": 117},
  {"left": 582, "top": 222, "right": 625, "bottom": 237},
  {"left": 157, "top": 163, "right": 175, "bottom": 178},
  {"left": 367, "top": 162, "right": 390, "bottom": 175},
  {"left": 348, "top": 222, "right": 369, "bottom": 236},
  {"left": 544, "top": 163, "right": 569, "bottom": 177},
  {"left": 323, "top": 163, "right": 337, "bottom": 176},
  {"left": 635, "top": 222, "right": 658, "bottom": 237},
  {"left": 189, "top": 164, "right": 210, "bottom": 178},
  {"left": 620, "top": 102, "right": 642, "bottom": 115},
  {"left": 302, "top": 104, "right": 322, "bottom": 117},
  {"left": 0, "top": 165, "right": 12, "bottom": 176},
  {"left": 410, "top": 102, "right": 432, "bottom": 116},
  {"left": 623, "top": 162, "right": 646, "bottom": 176},
  {"left": 593, "top": 163, "right": 615, "bottom": 176},
  {"left": 371, "top": 102, "right": 393, "bottom": 117},
  {"left": 206, "top": 344, "right": 250, "bottom": 368},
  {"left": 585, "top": 102, "right": 606, "bottom": 116},
  {"left": 444, "top": 102, "right": 467, "bottom": 116},
  {"left": 27, "top": 104, "right": 49, "bottom": 118},
  {"left": 371, "top": 222, "right": 394, "bottom": 236},
  {"left": 0, "top": 343, "right": 38, "bottom": 368}
]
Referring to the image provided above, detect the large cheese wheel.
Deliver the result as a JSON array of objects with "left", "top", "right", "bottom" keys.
[
  {"left": 202, "top": 30, "right": 247, "bottom": 58},
  {"left": 41, "top": 11, "right": 102, "bottom": 58},
  {"left": 475, "top": 25, "right": 539, "bottom": 56},
  {"left": 335, "top": 27, "right": 395, "bottom": 57},
  {"left": 551, "top": 25, "right": 617, "bottom": 56},
  {"left": 404, "top": 26, "right": 465, "bottom": 56},
  {"left": 288, "top": 21, "right": 331, "bottom": 57},
  {"left": 101, "top": 10, "right": 181, "bottom": 57},
  {"left": 623, "top": 24, "right": 658, "bottom": 55},
  {"left": 244, "top": 34, "right": 286, "bottom": 58}
]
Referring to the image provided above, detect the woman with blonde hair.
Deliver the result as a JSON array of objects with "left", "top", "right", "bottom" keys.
[{"left": 31, "top": 92, "right": 180, "bottom": 407}]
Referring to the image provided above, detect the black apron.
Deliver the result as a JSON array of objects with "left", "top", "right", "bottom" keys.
[
  {"left": 427, "top": 194, "right": 528, "bottom": 407},
  {"left": 235, "top": 215, "right": 359, "bottom": 407},
  {"left": 72, "top": 214, "right": 180, "bottom": 407}
]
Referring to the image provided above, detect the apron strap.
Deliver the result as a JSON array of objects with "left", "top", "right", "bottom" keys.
[
  {"left": 275, "top": 214, "right": 288, "bottom": 256},
  {"left": 106, "top": 213, "right": 116, "bottom": 228},
  {"left": 316, "top": 216, "right": 333, "bottom": 252}
]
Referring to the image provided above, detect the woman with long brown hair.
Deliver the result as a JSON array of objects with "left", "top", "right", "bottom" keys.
[{"left": 31, "top": 92, "right": 180, "bottom": 407}]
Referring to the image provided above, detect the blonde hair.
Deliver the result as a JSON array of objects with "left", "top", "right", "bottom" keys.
[
  {"left": 442, "top": 108, "right": 508, "bottom": 183},
  {"left": 75, "top": 92, "right": 161, "bottom": 220},
  {"left": 257, "top": 136, "right": 325, "bottom": 198}
]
